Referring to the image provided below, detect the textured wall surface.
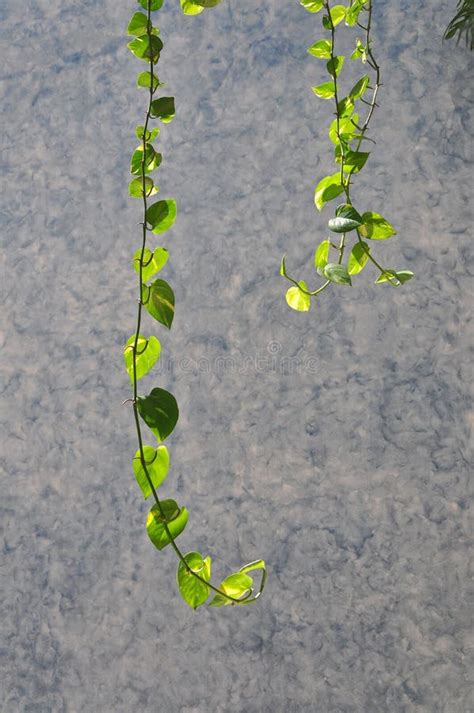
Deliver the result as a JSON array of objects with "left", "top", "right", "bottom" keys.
[{"left": 1, "top": 0, "right": 473, "bottom": 711}]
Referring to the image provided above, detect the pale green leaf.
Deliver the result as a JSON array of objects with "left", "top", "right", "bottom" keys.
[
  {"left": 133, "top": 444, "right": 170, "bottom": 498},
  {"left": 359, "top": 212, "right": 397, "bottom": 240},
  {"left": 314, "top": 239, "right": 330, "bottom": 271},
  {"left": 312, "top": 81, "right": 335, "bottom": 99},
  {"left": 307, "top": 39, "right": 332, "bottom": 58},
  {"left": 314, "top": 172, "right": 344, "bottom": 211},
  {"left": 133, "top": 247, "right": 169, "bottom": 281},
  {"left": 300, "top": 0, "right": 324, "bottom": 12},
  {"left": 177, "top": 552, "right": 211, "bottom": 609},
  {"left": 209, "top": 572, "right": 253, "bottom": 607},
  {"left": 128, "top": 176, "right": 159, "bottom": 199},
  {"left": 348, "top": 241, "right": 370, "bottom": 275},
  {"left": 286, "top": 281, "right": 311, "bottom": 312},
  {"left": 124, "top": 334, "right": 161, "bottom": 382},
  {"left": 146, "top": 500, "right": 188, "bottom": 551}
]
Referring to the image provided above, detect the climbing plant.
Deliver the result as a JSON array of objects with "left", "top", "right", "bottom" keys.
[
  {"left": 444, "top": 0, "right": 474, "bottom": 49},
  {"left": 124, "top": 0, "right": 266, "bottom": 608},
  {"left": 281, "top": 0, "right": 414, "bottom": 312}
]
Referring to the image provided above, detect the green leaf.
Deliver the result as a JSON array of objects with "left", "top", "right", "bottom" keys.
[
  {"left": 359, "top": 212, "right": 397, "bottom": 240},
  {"left": 130, "top": 144, "right": 162, "bottom": 175},
  {"left": 307, "top": 39, "right": 332, "bottom": 58},
  {"left": 328, "top": 4, "right": 346, "bottom": 26},
  {"left": 328, "top": 113, "right": 359, "bottom": 144},
  {"left": 127, "top": 35, "right": 163, "bottom": 63},
  {"left": 177, "top": 552, "right": 212, "bottom": 609},
  {"left": 142, "top": 278, "right": 175, "bottom": 329},
  {"left": 150, "top": 96, "right": 176, "bottom": 123},
  {"left": 300, "top": 0, "right": 324, "bottom": 12},
  {"left": 137, "top": 71, "right": 159, "bottom": 92},
  {"left": 349, "top": 74, "right": 369, "bottom": 100},
  {"left": 286, "top": 281, "right": 311, "bottom": 312},
  {"left": 326, "top": 55, "right": 345, "bottom": 78},
  {"left": 146, "top": 199, "right": 177, "bottom": 234},
  {"left": 124, "top": 334, "right": 161, "bottom": 382},
  {"left": 127, "top": 11, "right": 149, "bottom": 36},
  {"left": 312, "top": 81, "right": 335, "bottom": 99},
  {"left": 323, "top": 263, "right": 352, "bottom": 285},
  {"left": 328, "top": 203, "right": 363, "bottom": 233},
  {"left": 279, "top": 255, "right": 288, "bottom": 278},
  {"left": 135, "top": 125, "right": 160, "bottom": 142},
  {"left": 146, "top": 500, "right": 188, "bottom": 551},
  {"left": 351, "top": 39, "right": 367, "bottom": 62},
  {"left": 314, "top": 239, "right": 330, "bottom": 271},
  {"left": 133, "top": 444, "right": 170, "bottom": 498},
  {"left": 348, "top": 241, "right": 369, "bottom": 275},
  {"left": 209, "top": 572, "right": 253, "bottom": 607},
  {"left": 314, "top": 172, "right": 344, "bottom": 211},
  {"left": 180, "top": 0, "right": 205, "bottom": 15},
  {"left": 190, "top": 0, "right": 222, "bottom": 6},
  {"left": 239, "top": 559, "right": 266, "bottom": 576},
  {"left": 335, "top": 147, "right": 370, "bottom": 173},
  {"left": 337, "top": 96, "right": 355, "bottom": 117},
  {"left": 137, "top": 387, "right": 179, "bottom": 442},
  {"left": 137, "top": 0, "right": 163, "bottom": 10},
  {"left": 375, "top": 270, "right": 414, "bottom": 285},
  {"left": 345, "top": 0, "right": 366, "bottom": 26},
  {"left": 129, "top": 176, "right": 159, "bottom": 199},
  {"left": 133, "top": 247, "right": 169, "bottom": 281}
]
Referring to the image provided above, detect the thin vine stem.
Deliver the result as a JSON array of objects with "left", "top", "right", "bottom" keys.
[{"left": 129, "top": 1, "right": 264, "bottom": 606}]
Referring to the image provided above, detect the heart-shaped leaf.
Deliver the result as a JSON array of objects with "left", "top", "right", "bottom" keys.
[
  {"left": 209, "top": 572, "right": 254, "bottom": 607},
  {"left": 177, "top": 552, "right": 212, "bottom": 609},
  {"left": 137, "top": 387, "right": 179, "bottom": 442},
  {"left": 286, "top": 281, "right": 311, "bottom": 312},
  {"left": 146, "top": 500, "right": 188, "bottom": 551},
  {"left": 314, "top": 239, "right": 330, "bottom": 271},
  {"left": 124, "top": 334, "right": 161, "bottom": 382},
  {"left": 146, "top": 199, "right": 177, "bottom": 234},
  {"left": 133, "top": 247, "right": 168, "bottom": 281},
  {"left": 142, "top": 279, "right": 175, "bottom": 329},
  {"left": 359, "top": 212, "right": 397, "bottom": 240},
  {"left": 348, "top": 241, "right": 370, "bottom": 275},
  {"left": 328, "top": 203, "right": 363, "bottom": 233},
  {"left": 133, "top": 444, "right": 170, "bottom": 498},
  {"left": 314, "top": 173, "right": 345, "bottom": 211},
  {"left": 323, "top": 263, "right": 352, "bottom": 285},
  {"left": 150, "top": 97, "right": 175, "bottom": 123}
]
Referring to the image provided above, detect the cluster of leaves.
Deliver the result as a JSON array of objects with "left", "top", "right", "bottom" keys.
[
  {"left": 125, "top": 0, "right": 265, "bottom": 609},
  {"left": 444, "top": 0, "right": 474, "bottom": 49},
  {"left": 281, "top": 0, "right": 413, "bottom": 313}
]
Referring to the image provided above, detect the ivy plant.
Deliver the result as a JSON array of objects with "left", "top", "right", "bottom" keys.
[
  {"left": 124, "top": 0, "right": 266, "bottom": 609},
  {"left": 281, "top": 0, "right": 414, "bottom": 312}
]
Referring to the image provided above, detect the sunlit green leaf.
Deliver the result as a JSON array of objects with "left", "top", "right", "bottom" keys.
[
  {"left": 180, "top": 0, "right": 205, "bottom": 15},
  {"left": 142, "top": 278, "right": 175, "bottom": 329},
  {"left": 328, "top": 4, "right": 346, "bottom": 26},
  {"left": 146, "top": 199, "right": 177, "bottom": 234},
  {"left": 191, "top": 0, "right": 222, "bottom": 6},
  {"left": 133, "top": 444, "right": 170, "bottom": 498},
  {"left": 307, "top": 39, "right": 332, "bottom": 58},
  {"left": 137, "top": 71, "right": 159, "bottom": 92},
  {"left": 328, "top": 114, "right": 358, "bottom": 144},
  {"left": 137, "top": 387, "right": 179, "bottom": 442},
  {"left": 124, "top": 334, "right": 161, "bottom": 382},
  {"left": 337, "top": 96, "right": 355, "bottom": 117},
  {"left": 177, "top": 552, "right": 211, "bottom": 609},
  {"left": 209, "top": 572, "right": 254, "bottom": 607},
  {"left": 146, "top": 500, "right": 188, "bottom": 551},
  {"left": 359, "top": 212, "right": 397, "bottom": 240},
  {"left": 351, "top": 39, "right": 367, "bottom": 62},
  {"left": 314, "top": 239, "right": 330, "bottom": 271},
  {"left": 129, "top": 176, "right": 159, "bottom": 198},
  {"left": 135, "top": 125, "right": 160, "bottom": 142},
  {"left": 328, "top": 203, "right": 363, "bottom": 233},
  {"left": 137, "top": 0, "right": 163, "bottom": 10},
  {"left": 349, "top": 74, "right": 369, "bottom": 100},
  {"left": 133, "top": 247, "right": 169, "bottom": 281},
  {"left": 326, "top": 55, "right": 345, "bottom": 78},
  {"left": 312, "top": 81, "right": 335, "bottom": 99},
  {"left": 323, "top": 263, "right": 352, "bottom": 285},
  {"left": 300, "top": 0, "right": 324, "bottom": 12},
  {"left": 127, "top": 34, "right": 163, "bottom": 63},
  {"left": 375, "top": 269, "right": 414, "bottom": 285},
  {"left": 239, "top": 559, "right": 266, "bottom": 576},
  {"left": 280, "top": 255, "right": 288, "bottom": 277},
  {"left": 286, "top": 281, "right": 311, "bottom": 312},
  {"left": 130, "top": 144, "right": 162, "bottom": 175},
  {"left": 345, "top": 0, "right": 366, "bottom": 26},
  {"left": 127, "top": 11, "right": 149, "bottom": 36},
  {"left": 335, "top": 147, "right": 370, "bottom": 173},
  {"left": 348, "top": 241, "right": 369, "bottom": 275},
  {"left": 314, "top": 172, "right": 344, "bottom": 211},
  {"left": 150, "top": 97, "right": 176, "bottom": 123}
]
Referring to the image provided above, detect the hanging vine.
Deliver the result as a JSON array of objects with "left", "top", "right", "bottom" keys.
[
  {"left": 281, "top": 0, "right": 414, "bottom": 312},
  {"left": 124, "top": 0, "right": 266, "bottom": 609}
]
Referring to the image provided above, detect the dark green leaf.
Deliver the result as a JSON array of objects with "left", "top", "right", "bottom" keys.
[
  {"left": 326, "top": 55, "right": 345, "bottom": 78},
  {"left": 314, "top": 172, "right": 345, "bottom": 211},
  {"left": 323, "top": 263, "right": 352, "bottom": 285},
  {"left": 177, "top": 552, "right": 212, "bottom": 609},
  {"left": 150, "top": 96, "right": 176, "bottom": 123},
  {"left": 137, "top": 387, "right": 179, "bottom": 442},
  {"left": 328, "top": 203, "right": 363, "bottom": 233},
  {"left": 348, "top": 241, "right": 369, "bottom": 275},
  {"left": 146, "top": 199, "right": 177, "bottom": 234},
  {"left": 142, "top": 278, "right": 175, "bottom": 329},
  {"left": 359, "top": 212, "right": 397, "bottom": 240},
  {"left": 146, "top": 499, "right": 188, "bottom": 551},
  {"left": 133, "top": 444, "right": 170, "bottom": 498}
]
